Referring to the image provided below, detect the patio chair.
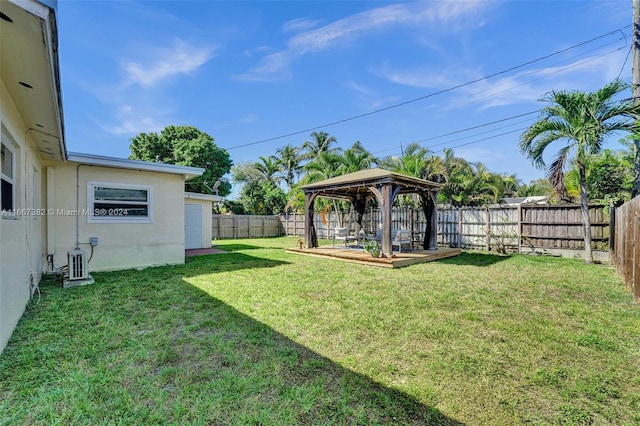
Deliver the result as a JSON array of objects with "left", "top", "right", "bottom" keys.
[
  {"left": 391, "top": 229, "right": 412, "bottom": 253},
  {"left": 411, "top": 231, "right": 423, "bottom": 250},
  {"left": 374, "top": 226, "right": 383, "bottom": 243},
  {"left": 333, "top": 227, "right": 356, "bottom": 247}
]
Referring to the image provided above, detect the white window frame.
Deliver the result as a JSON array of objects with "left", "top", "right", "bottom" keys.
[
  {"left": 87, "top": 181, "right": 153, "bottom": 224},
  {"left": 1, "top": 141, "right": 15, "bottom": 218}
]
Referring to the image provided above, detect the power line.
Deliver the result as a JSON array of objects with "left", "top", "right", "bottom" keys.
[
  {"left": 371, "top": 42, "right": 630, "bottom": 159},
  {"left": 445, "top": 35, "right": 628, "bottom": 112},
  {"left": 225, "top": 27, "right": 629, "bottom": 151},
  {"left": 371, "top": 110, "right": 539, "bottom": 155},
  {"left": 377, "top": 95, "right": 639, "bottom": 161},
  {"left": 436, "top": 127, "right": 527, "bottom": 154}
]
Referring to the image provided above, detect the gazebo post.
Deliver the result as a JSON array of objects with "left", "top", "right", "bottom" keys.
[
  {"left": 304, "top": 192, "right": 318, "bottom": 248},
  {"left": 381, "top": 184, "right": 394, "bottom": 256},
  {"left": 429, "top": 191, "right": 438, "bottom": 250},
  {"left": 419, "top": 190, "right": 439, "bottom": 251}
]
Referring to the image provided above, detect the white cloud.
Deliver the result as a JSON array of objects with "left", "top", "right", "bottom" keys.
[
  {"left": 122, "top": 39, "right": 215, "bottom": 87},
  {"left": 457, "top": 52, "right": 628, "bottom": 110},
  {"left": 374, "top": 49, "right": 629, "bottom": 112},
  {"left": 282, "top": 18, "right": 321, "bottom": 33},
  {"left": 239, "top": 1, "right": 488, "bottom": 81},
  {"left": 373, "top": 64, "right": 464, "bottom": 89},
  {"left": 243, "top": 45, "right": 271, "bottom": 58},
  {"left": 96, "top": 104, "right": 168, "bottom": 135},
  {"left": 240, "top": 114, "right": 258, "bottom": 124},
  {"left": 240, "top": 52, "right": 292, "bottom": 82},
  {"left": 345, "top": 81, "right": 372, "bottom": 96}
]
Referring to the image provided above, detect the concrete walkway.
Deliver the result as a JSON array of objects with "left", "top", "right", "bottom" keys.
[{"left": 185, "top": 247, "right": 227, "bottom": 257}]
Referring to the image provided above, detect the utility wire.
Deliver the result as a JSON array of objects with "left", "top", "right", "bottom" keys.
[
  {"left": 371, "top": 110, "right": 540, "bottom": 155},
  {"left": 445, "top": 35, "right": 628, "bottom": 112},
  {"left": 225, "top": 27, "right": 629, "bottom": 151},
  {"left": 374, "top": 42, "right": 629, "bottom": 159},
  {"left": 377, "top": 94, "right": 638, "bottom": 161},
  {"left": 432, "top": 127, "right": 527, "bottom": 155},
  {"left": 618, "top": 45, "right": 633, "bottom": 80}
]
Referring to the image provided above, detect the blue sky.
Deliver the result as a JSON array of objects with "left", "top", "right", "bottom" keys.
[{"left": 57, "top": 1, "right": 631, "bottom": 195}]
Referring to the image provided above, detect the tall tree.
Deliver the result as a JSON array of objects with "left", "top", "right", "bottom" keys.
[
  {"left": 302, "top": 131, "right": 339, "bottom": 159},
  {"left": 231, "top": 156, "right": 285, "bottom": 215},
  {"left": 254, "top": 156, "right": 283, "bottom": 186},
  {"left": 520, "top": 79, "right": 640, "bottom": 263},
  {"left": 438, "top": 149, "right": 474, "bottom": 206},
  {"left": 303, "top": 151, "right": 344, "bottom": 225},
  {"left": 515, "top": 178, "right": 555, "bottom": 198},
  {"left": 379, "top": 143, "right": 431, "bottom": 178},
  {"left": 338, "top": 142, "right": 377, "bottom": 174},
  {"left": 275, "top": 144, "right": 303, "bottom": 189},
  {"left": 129, "top": 125, "right": 233, "bottom": 195},
  {"left": 565, "top": 148, "right": 634, "bottom": 206}
]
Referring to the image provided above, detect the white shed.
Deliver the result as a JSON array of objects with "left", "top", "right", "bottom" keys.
[{"left": 184, "top": 192, "right": 221, "bottom": 249}]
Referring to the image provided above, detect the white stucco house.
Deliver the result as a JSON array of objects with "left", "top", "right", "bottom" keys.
[{"left": 0, "top": 0, "right": 220, "bottom": 352}]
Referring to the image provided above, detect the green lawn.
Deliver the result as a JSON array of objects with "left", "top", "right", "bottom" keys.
[{"left": 1, "top": 237, "right": 639, "bottom": 425}]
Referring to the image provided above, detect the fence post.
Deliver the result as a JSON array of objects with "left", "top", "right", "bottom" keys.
[
  {"left": 485, "top": 206, "right": 490, "bottom": 251},
  {"left": 233, "top": 215, "right": 237, "bottom": 239},
  {"left": 458, "top": 207, "right": 463, "bottom": 248},
  {"left": 517, "top": 204, "right": 522, "bottom": 254}
]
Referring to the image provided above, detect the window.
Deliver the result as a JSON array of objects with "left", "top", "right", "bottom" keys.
[
  {"left": 1, "top": 143, "right": 14, "bottom": 214},
  {"left": 88, "top": 181, "right": 152, "bottom": 223}
]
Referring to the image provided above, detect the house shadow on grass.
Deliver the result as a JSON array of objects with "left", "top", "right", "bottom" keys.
[
  {"left": 182, "top": 252, "right": 290, "bottom": 275},
  {"left": 435, "top": 251, "right": 512, "bottom": 267},
  {"left": 3, "top": 272, "right": 465, "bottom": 425},
  {"left": 165, "top": 280, "right": 465, "bottom": 424},
  {"left": 212, "top": 243, "right": 268, "bottom": 252}
]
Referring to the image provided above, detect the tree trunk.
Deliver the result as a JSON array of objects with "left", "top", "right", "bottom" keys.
[
  {"left": 579, "top": 164, "right": 593, "bottom": 264},
  {"left": 333, "top": 200, "right": 342, "bottom": 227}
]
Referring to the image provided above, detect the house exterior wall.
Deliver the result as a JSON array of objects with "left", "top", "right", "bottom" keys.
[
  {"left": 44, "top": 162, "right": 187, "bottom": 272},
  {"left": 0, "top": 78, "right": 46, "bottom": 352},
  {"left": 184, "top": 194, "right": 213, "bottom": 249}
]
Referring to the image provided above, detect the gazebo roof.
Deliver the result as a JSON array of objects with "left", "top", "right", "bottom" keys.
[{"left": 300, "top": 168, "right": 441, "bottom": 199}]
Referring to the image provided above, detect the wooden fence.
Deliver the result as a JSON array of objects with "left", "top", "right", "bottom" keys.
[
  {"left": 280, "top": 204, "right": 610, "bottom": 258},
  {"left": 613, "top": 197, "right": 639, "bottom": 303},
  {"left": 212, "top": 214, "right": 283, "bottom": 239}
]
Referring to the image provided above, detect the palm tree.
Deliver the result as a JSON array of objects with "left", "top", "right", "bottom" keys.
[
  {"left": 379, "top": 143, "right": 431, "bottom": 178},
  {"left": 520, "top": 79, "right": 640, "bottom": 263},
  {"left": 254, "top": 155, "right": 283, "bottom": 187},
  {"left": 515, "top": 178, "right": 555, "bottom": 197},
  {"left": 275, "top": 144, "right": 303, "bottom": 189},
  {"left": 304, "top": 151, "right": 343, "bottom": 226},
  {"left": 438, "top": 149, "right": 473, "bottom": 206},
  {"left": 338, "top": 142, "right": 377, "bottom": 174},
  {"left": 302, "top": 131, "right": 340, "bottom": 159}
]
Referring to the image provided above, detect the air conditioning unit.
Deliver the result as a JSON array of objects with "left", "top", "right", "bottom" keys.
[{"left": 68, "top": 249, "right": 88, "bottom": 280}]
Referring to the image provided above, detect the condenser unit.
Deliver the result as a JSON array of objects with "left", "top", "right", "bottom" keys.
[{"left": 68, "top": 249, "right": 88, "bottom": 280}]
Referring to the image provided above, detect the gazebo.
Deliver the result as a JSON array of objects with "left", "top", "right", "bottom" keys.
[{"left": 299, "top": 168, "right": 442, "bottom": 256}]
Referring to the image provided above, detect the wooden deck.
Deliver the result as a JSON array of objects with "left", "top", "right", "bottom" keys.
[{"left": 286, "top": 246, "right": 461, "bottom": 268}]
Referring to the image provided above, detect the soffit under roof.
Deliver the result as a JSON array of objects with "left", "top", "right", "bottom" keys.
[{"left": 0, "top": 0, "right": 65, "bottom": 160}]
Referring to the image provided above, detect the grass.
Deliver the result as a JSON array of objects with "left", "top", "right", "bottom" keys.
[{"left": 1, "top": 237, "right": 639, "bottom": 425}]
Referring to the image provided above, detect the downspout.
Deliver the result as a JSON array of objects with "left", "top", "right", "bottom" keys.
[{"left": 76, "top": 164, "right": 88, "bottom": 250}]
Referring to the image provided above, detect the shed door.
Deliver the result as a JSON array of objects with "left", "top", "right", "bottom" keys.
[{"left": 185, "top": 203, "right": 202, "bottom": 249}]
